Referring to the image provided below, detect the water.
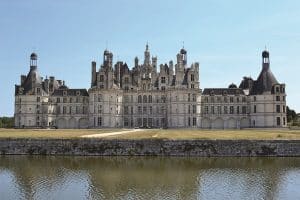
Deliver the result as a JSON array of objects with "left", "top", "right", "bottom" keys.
[{"left": 0, "top": 156, "right": 299, "bottom": 200}]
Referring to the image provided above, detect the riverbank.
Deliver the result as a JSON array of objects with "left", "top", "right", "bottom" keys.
[{"left": 0, "top": 138, "right": 299, "bottom": 156}]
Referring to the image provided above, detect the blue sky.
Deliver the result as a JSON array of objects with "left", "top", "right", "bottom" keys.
[{"left": 0, "top": 0, "right": 300, "bottom": 116}]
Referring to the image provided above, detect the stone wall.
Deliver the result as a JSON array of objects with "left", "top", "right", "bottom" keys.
[{"left": 0, "top": 139, "right": 299, "bottom": 156}]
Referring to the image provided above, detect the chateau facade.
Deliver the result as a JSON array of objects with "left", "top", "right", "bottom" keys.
[{"left": 14, "top": 45, "right": 287, "bottom": 129}]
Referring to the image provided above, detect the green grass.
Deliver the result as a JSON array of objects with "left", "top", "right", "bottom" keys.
[
  {"left": 0, "top": 129, "right": 127, "bottom": 139},
  {"left": 0, "top": 128, "right": 300, "bottom": 140}
]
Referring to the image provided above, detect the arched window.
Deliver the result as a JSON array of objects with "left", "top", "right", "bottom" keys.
[
  {"left": 148, "top": 95, "right": 152, "bottom": 103},
  {"left": 143, "top": 95, "right": 147, "bottom": 103},
  {"left": 138, "top": 95, "right": 142, "bottom": 103}
]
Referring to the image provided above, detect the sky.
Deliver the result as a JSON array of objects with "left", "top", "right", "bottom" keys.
[{"left": 0, "top": 0, "right": 300, "bottom": 116}]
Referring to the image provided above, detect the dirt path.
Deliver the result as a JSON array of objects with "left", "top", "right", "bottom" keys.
[{"left": 81, "top": 129, "right": 143, "bottom": 138}]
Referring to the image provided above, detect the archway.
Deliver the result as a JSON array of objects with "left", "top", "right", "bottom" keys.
[
  {"left": 212, "top": 118, "right": 224, "bottom": 129},
  {"left": 79, "top": 118, "right": 89, "bottom": 129},
  {"left": 227, "top": 118, "right": 237, "bottom": 129},
  {"left": 69, "top": 118, "right": 77, "bottom": 129},
  {"left": 57, "top": 118, "right": 67, "bottom": 129},
  {"left": 201, "top": 118, "right": 211, "bottom": 129},
  {"left": 240, "top": 118, "right": 250, "bottom": 128}
]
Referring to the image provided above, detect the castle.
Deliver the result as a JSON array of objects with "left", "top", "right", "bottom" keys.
[{"left": 14, "top": 45, "right": 287, "bottom": 129}]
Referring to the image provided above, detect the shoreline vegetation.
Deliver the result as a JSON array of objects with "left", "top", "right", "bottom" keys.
[{"left": 0, "top": 128, "right": 300, "bottom": 140}]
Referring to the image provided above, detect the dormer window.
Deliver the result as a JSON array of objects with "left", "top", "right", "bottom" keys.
[
  {"left": 76, "top": 91, "right": 80, "bottom": 96},
  {"left": 63, "top": 91, "right": 67, "bottom": 96}
]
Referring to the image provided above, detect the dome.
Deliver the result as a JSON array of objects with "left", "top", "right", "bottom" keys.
[
  {"left": 180, "top": 48, "right": 187, "bottom": 54},
  {"left": 229, "top": 83, "right": 237, "bottom": 88},
  {"left": 30, "top": 52, "right": 37, "bottom": 60},
  {"left": 262, "top": 50, "right": 269, "bottom": 58}
]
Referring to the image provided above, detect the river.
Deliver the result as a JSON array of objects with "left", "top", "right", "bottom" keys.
[{"left": 0, "top": 156, "right": 299, "bottom": 200}]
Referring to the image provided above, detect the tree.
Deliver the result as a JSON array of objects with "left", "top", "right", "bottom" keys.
[
  {"left": 0, "top": 117, "right": 14, "bottom": 128},
  {"left": 286, "top": 106, "right": 298, "bottom": 123}
]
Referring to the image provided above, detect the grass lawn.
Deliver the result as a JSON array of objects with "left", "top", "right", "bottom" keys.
[
  {"left": 0, "top": 129, "right": 127, "bottom": 139},
  {"left": 0, "top": 128, "right": 300, "bottom": 140}
]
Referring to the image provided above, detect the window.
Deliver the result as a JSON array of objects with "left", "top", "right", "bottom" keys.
[
  {"left": 193, "top": 105, "right": 196, "bottom": 114},
  {"left": 277, "top": 117, "right": 281, "bottom": 126},
  {"left": 161, "top": 86, "right": 165, "bottom": 91},
  {"left": 230, "top": 106, "right": 234, "bottom": 114},
  {"left": 242, "top": 97, "right": 246, "bottom": 102},
  {"left": 237, "top": 106, "right": 240, "bottom": 114},
  {"left": 143, "top": 95, "right": 147, "bottom": 103},
  {"left": 138, "top": 106, "right": 142, "bottom": 114},
  {"left": 224, "top": 106, "right": 228, "bottom": 114},
  {"left": 193, "top": 117, "right": 196, "bottom": 126},
  {"left": 191, "top": 74, "right": 195, "bottom": 81},
  {"left": 188, "top": 117, "right": 191, "bottom": 126},
  {"left": 149, "top": 106, "right": 152, "bottom": 114},
  {"left": 242, "top": 106, "right": 247, "bottom": 114},
  {"left": 63, "top": 97, "right": 67, "bottom": 103},
  {"left": 148, "top": 118, "right": 152, "bottom": 127},
  {"left": 192, "top": 94, "right": 196, "bottom": 102},
  {"left": 217, "top": 106, "right": 221, "bottom": 114},
  {"left": 276, "top": 96, "right": 280, "bottom": 101},
  {"left": 283, "top": 96, "right": 286, "bottom": 101},
  {"left": 57, "top": 98, "right": 60, "bottom": 103},
  {"left": 224, "top": 97, "right": 228, "bottom": 103},
  {"left": 63, "top": 106, "right": 66, "bottom": 114},
  {"left": 100, "top": 75, "right": 104, "bottom": 82},
  {"left": 211, "top": 106, "right": 214, "bottom": 114},
  {"left": 37, "top": 97, "right": 40, "bottom": 102},
  {"left": 217, "top": 97, "right": 221, "bottom": 103},
  {"left": 230, "top": 97, "right": 234, "bottom": 103},
  {"left": 138, "top": 95, "right": 142, "bottom": 103},
  {"left": 124, "top": 117, "right": 129, "bottom": 127},
  {"left": 276, "top": 105, "right": 280, "bottom": 113},
  {"left": 188, "top": 94, "right": 191, "bottom": 102},
  {"left": 143, "top": 106, "right": 147, "bottom": 113},
  {"left": 236, "top": 97, "right": 239, "bottom": 103},
  {"left": 191, "top": 84, "right": 194, "bottom": 89},
  {"left": 254, "top": 105, "right": 256, "bottom": 113},
  {"left": 98, "top": 117, "right": 102, "bottom": 126},
  {"left": 204, "top": 97, "right": 208, "bottom": 103},
  {"left": 276, "top": 87, "right": 280, "bottom": 93},
  {"left": 161, "top": 77, "right": 166, "bottom": 84},
  {"left": 254, "top": 96, "right": 256, "bottom": 101},
  {"left": 37, "top": 88, "right": 41, "bottom": 95},
  {"left": 204, "top": 106, "right": 209, "bottom": 114},
  {"left": 283, "top": 106, "right": 286, "bottom": 113},
  {"left": 148, "top": 95, "right": 152, "bottom": 103},
  {"left": 124, "top": 106, "right": 129, "bottom": 115},
  {"left": 283, "top": 117, "right": 286, "bottom": 125},
  {"left": 98, "top": 105, "right": 102, "bottom": 114}
]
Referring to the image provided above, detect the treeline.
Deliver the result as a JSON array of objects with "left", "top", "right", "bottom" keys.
[
  {"left": 287, "top": 106, "right": 299, "bottom": 126},
  {"left": 0, "top": 117, "right": 14, "bottom": 128}
]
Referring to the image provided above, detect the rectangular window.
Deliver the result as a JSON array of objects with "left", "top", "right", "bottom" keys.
[
  {"left": 276, "top": 96, "right": 280, "bottom": 101},
  {"left": 224, "top": 106, "right": 228, "bottom": 114},
  {"left": 138, "top": 106, "right": 142, "bottom": 114},
  {"left": 276, "top": 105, "right": 280, "bottom": 113},
  {"left": 230, "top": 97, "right": 234, "bottom": 103},
  {"left": 188, "top": 117, "right": 191, "bottom": 126},
  {"left": 98, "top": 117, "right": 102, "bottom": 126},
  {"left": 211, "top": 106, "right": 214, "bottom": 114},
  {"left": 193, "top": 117, "right": 196, "bottom": 126},
  {"left": 217, "top": 106, "right": 221, "bottom": 114},
  {"left": 124, "top": 117, "right": 129, "bottom": 127},
  {"left": 277, "top": 117, "right": 281, "bottom": 126},
  {"left": 149, "top": 106, "right": 152, "bottom": 114},
  {"left": 193, "top": 105, "right": 196, "bottom": 114},
  {"left": 230, "top": 106, "right": 234, "bottom": 114},
  {"left": 57, "top": 98, "right": 60, "bottom": 103},
  {"left": 204, "top": 106, "right": 209, "bottom": 114},
  {"left": 63, "top": 106, "right": 66, "bottom": 114},
  {"left": 242, "top": 106, "right": 247, "bottom": 114},
  {"left": 37, "top": 97, "right": 40, "bottom": 102},
  {"left": 224, "top": 97, "right": 228, "bottom": 103},
  {"left": 283, "top": 106, "right": 286, "bottom": 113},
  {"left": 161, "top": 77, "right": 166, "bottom": 84},
  {"left": 124, "top": 106, "right": 129, "bottom": 115},
  {"left": 191, "top": 74, "right": 195, "bottom": 81},
  {"left": 254, "top": 105, "right": 256, "bottom": 113},
  {"left": 237, "top": 106, "right": 240, "bottom": 114},
  {"left": 143, "top": 106, "right": 147, "bottom": 113}
]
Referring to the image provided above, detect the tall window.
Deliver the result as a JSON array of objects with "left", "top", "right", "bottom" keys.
[
  {"left": 217, "top": 106, "right": 221, "bottom": 114},
  {"left": 98, "top": 117, "right": 102, "bottom": 126},
  {"left": 148, "top": 95, "right": 152, "bottom": 103},
  {"left": 224, "top": 106, "right": 228, "bottom": 114},
  {"left": 211, "top": 106, "right": 214, "bottom": 114},
  {"left": 204, "top": 106, "right": 208, "bottom": 114},
  {"left": 191, "top": 74, "right": 195, "bottom": 81},
  {"left": 193, "top": 105, "right": 196, "bottom": 114},
  {"left": 276, "top": 105, "right": 280, "bottom": 113},
  {"left": 100, "top": 75, "right": 104, "bottom": 82},
  {"left": 254, "top": 105, "right": 256, "bottom": 113},
  {"left": 161, "top": 77, "right": 166, "bottom": 83},
  {"left": 276, "top": 96, "right": 280, "bottom": 101},
  {"left": 193, "top": 117, "right": 196, "bottom": 126},
  {"left": 230, "top": 106, "right": 234, "bottom": 114},
  {"left": 138, "top": 95, "right": 142, "bottom": 103},
  {"left": 143, "top": 95, "right": 147, "bottom": 103},
  {"left": 277, "top": 117, "right": 281, "bottom": 126}
]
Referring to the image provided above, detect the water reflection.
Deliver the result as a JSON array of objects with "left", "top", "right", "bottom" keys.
[{"left": 0, "top": 156, "right": 299, "bottom": 200}]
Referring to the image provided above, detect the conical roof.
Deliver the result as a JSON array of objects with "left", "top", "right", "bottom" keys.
[{"left": 251, "top": 66, "right": 279, "bottom": 95}]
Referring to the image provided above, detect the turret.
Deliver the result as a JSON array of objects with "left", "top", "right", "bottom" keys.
[
  {"left": 134, "top": 56, "right": 139, "bottom": 67},
  {"left": 30, "top": 52, "right": 37, "bottom": 70},
  {"left": 262, "top": 50, "right": 270, "bottom": 70},
  {"left": 103, "top": 50, "right": 113, "bottom": 69},
  {"left": 144, "top": 43, "right": 151, "bottom": 66}
]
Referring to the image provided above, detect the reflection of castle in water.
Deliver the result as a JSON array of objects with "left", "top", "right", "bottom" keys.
[{"left": 0, "top": 156, "right": 298, "bottom": 199}]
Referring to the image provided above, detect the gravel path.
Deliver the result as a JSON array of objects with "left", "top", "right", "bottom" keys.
[{"left": 81, "top": 129, "right": 143, "bottom": 138}]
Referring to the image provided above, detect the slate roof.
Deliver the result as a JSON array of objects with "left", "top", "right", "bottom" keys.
[
  {"left": 52, "top": 89, "right": 89, "bottom": 96},
  {"left": 203, "top": 88, "right": 245, "bottom": 95}
]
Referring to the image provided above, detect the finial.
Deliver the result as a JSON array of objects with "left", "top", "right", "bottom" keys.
[
  {"left": 146, "top": 41, "right": 149, "bottom": 51},
  {"left": 105, "top": 40, "right": 108, "bottom": 50},
  {"left": 265, "top": 45, "right": 267, "bottom": 51},
  {"left": 182, "top": 41, "right": 185, "bottom": 49}
]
